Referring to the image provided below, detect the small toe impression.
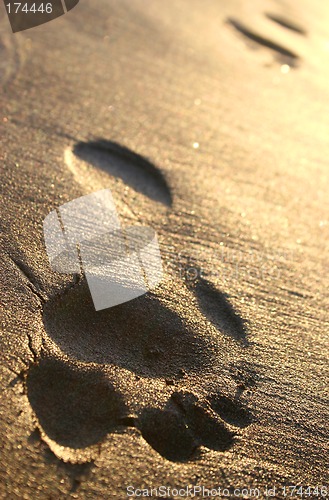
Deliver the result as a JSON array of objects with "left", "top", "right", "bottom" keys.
[{"left": 190, "top": 278, "right": 248, "bottom": 345}]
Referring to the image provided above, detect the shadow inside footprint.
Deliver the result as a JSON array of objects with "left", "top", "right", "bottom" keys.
[
  {"left": 43, "top": 281, "right": 214, "bottom": 378},
  {"left": 207, "top": 394, "right": 253, "bottom": 428},
  {"left": 138, "top": 391, "right": 236, "bottom": 462},
  {"left": 171, "top": 391, "right": 235, "bottom": 452},
  {"left": 73, "top": 140, "right": 172, "bottom": 206},
  {"left": 26, "top": 357, "right": 128, "bottom": 448},
  {"left": 138, "top": 408, "right": 198, "bottom": 462},
  {"left": 189, "top": 278, "right": 248, "bottom": 345}
]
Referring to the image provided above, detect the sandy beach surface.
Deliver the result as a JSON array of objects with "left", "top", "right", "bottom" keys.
[{"left": 0, "top": 0, "right": 328, "bottom": 498}]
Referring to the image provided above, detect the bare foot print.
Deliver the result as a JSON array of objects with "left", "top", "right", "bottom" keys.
[
  {"left": 26, "top": 356, "right": 253, "bottom": 463},
  {"left": 24, "top": 140, "right": 256, "bottom": 463},
  {"left": 226, "top": 8, "right": 307, "bottom": 68}
]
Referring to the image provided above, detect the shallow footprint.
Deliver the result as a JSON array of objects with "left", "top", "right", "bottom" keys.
[
  {"left": 227, "top": 17, "right": 300, "bottom": 67},
  {"left": 72, "top": 140, "right": 172, "bottom": 206},
  {"left": 265, "top": 13, "right": 307, "bottom": 36},
  {"left": 26, "top": 356, "right": 128, "bottom": 449}
]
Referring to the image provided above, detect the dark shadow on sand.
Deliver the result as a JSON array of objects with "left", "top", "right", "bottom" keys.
[
  {"left": 73, "top": 140, "right": 173, "bottom": 206},
  {"left": 27, "top": 356, "right": 128, "bottom": 448},
  {"left": 43, "top": 281, "right": 214, "bottom": 378}
]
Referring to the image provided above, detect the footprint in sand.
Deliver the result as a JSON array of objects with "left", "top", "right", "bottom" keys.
[
  {"left": 227, "top": 9, "right": 308, "bottom": 68},
  {"left": 264, "top": 13, "right": 307, "bottom": 36},
  {"left": 25, "top": 140, "right": 255, "bottom": 463}
]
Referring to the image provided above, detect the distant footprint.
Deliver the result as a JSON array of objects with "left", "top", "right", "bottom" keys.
[
  {"left": 71, "top": 140, "right": 172, "bottom": 206},
  {"left": 265, "top": 13, "right": 307, "bottom": 36},
  {"left": 227, "top": 17, "right": 300, "bottom": 66}
]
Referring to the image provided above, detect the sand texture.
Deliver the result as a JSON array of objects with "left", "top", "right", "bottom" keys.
[{"left": 0, "top": 0, "right": 328, "bottom": 498}]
